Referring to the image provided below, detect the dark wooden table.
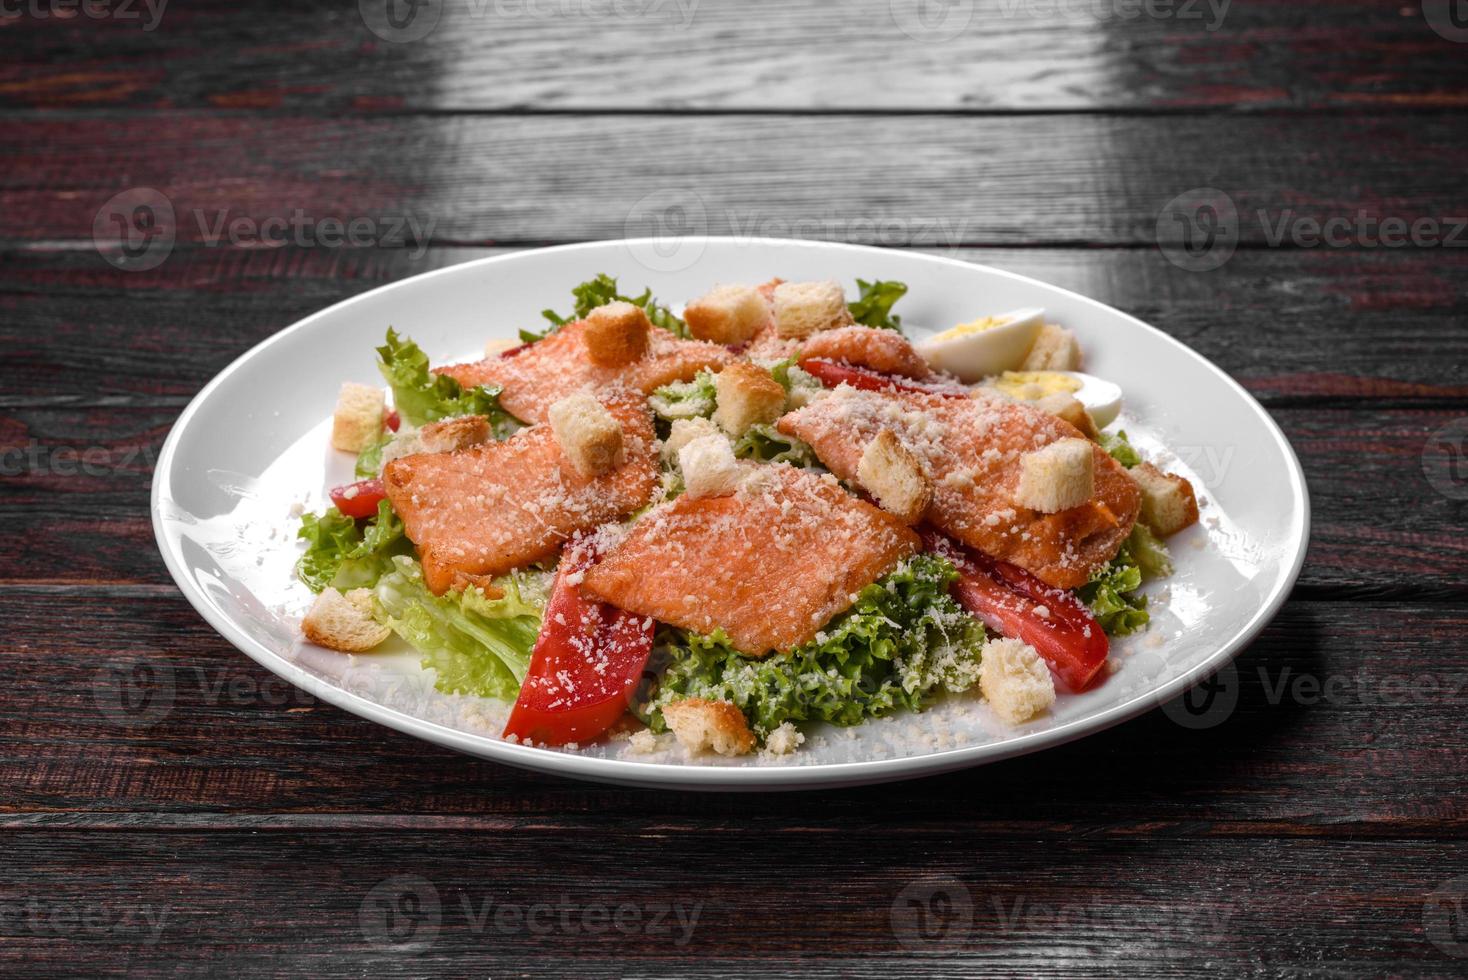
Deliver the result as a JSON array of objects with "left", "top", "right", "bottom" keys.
[{"left": 4, "top": 1, "right": 1467, "bottom": 975}]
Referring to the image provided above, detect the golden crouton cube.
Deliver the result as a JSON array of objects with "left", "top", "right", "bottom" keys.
[
  {"left": 857, "top": 429, "right": 932, "bottom": 524},
  {"left": 331, "top": 382, "right": 385, "bottom": 453},
  {"left": 772, "top": 280, "right": 853, "bottom": 339},
  {"left": 420, "top": 414, "right": 492, "bottom": 454},
  {"left": 1021, "top": 323, "right": 1083, "bottom": 371},
  {"left": 678, "top": 434, "right": 744, "bottom": 499},
  {"left": 713, "top": 361, "right": 787, "bottom": 436},
  {"left": 684, "top": 284, "right": 770, "bottom": 346},
  {"left": 1035, "top": 392, "right": 1099, "bottom": 441},
  {"left": 548, "top": 390, "right": 624, "bottom": 478},
  {"left": 661, "top": 698, "right": 755, "bottom": 756},
  {"left": 301, "top": 588, "right": 391, "bottom": 653},
  {"left": 980, "top": 637, "right": 1056, "bottom": 725},
  {"left": 1130, "top": 462, "right": 1200, "bottom": 537},
  {"left": 583, "top": 301, "right": 651, "bottom": 367},
  {"left": 1015, "top": 437, "right": 1094, "bottom": 513}
]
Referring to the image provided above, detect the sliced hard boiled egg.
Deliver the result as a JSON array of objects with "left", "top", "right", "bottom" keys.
[
  {"left": 993, "top": 370, "right": 1123, "bottom": 428},
  {"left": 916, "top": 307, "right": 1045, "bottom": 383}
]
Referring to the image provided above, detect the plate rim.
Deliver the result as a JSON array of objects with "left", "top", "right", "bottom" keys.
[{"left": 150, "top": 237, "right": 1312, "bottom": 790}]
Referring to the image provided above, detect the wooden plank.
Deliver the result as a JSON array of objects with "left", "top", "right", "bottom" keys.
[
  {"left": 2, "top": 0, "right": 1466, "bottom": 111},
  {"left": 3, "top": 112, "right": 1466, "bottom": 246},
  {"left": 3, "top": 593, "right": 1466, "bottom": 836}
]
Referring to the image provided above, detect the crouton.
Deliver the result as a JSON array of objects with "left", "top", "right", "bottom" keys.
[
  {"left": 1021, "top": 324, "right": 1083, "bottom": 371},
  {"left": 1130, "top": 462, "right": 1200, "bottom": 537},
  {"left": 331, "top": 382, "right": 385, "bottom": 452},
  {"left": 662, "top": 416, "right": 722, "bottom": 461},
  {"left": 678, "top": 433, "right": 744, "bottom": 499},
  {"left": 484, "top": 336, "right": 521, "bottom": 358},
  {"left": 773, "top": 280, "right": 853, "bottom": 339},
  {"left": 1035, "top": 392, "right": 1099, "bottom": 441},
  {"left": 548, "top": 390, "right": 624, "bottom": 478},
  {"left": 661, "top": 698, "right": 755, "bottom": 756},
  {"left": 1014, "top": 437, "right": 1094, "bottom": 513},
  {"left": 583, "top": 301, "right": 651, "bottom": 367},
  {"left": 763, "top": 721, "right": 805, "bottom": 756},
  {"left": 857, "top": 429, "right": 932, "bottom": 524},
  {"left": 301, "top": 588, "right": 391, "bottom": 653},
  {"left": 419, "top": 414, "right": 492, "bottom": 454},
  {"left": 684, "top": 284, "right": 769, "bottom": 345},
  {"left": 980, "top": 637, "right": 1056, "bottom": 725},
  {"left": 713, "top": 361, "right": 787, "bottom": 436}
]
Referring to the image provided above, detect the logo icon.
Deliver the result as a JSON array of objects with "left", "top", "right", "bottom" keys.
[
  {"left": 890, "top": 0, "right": 975, "bottom": 42},
  {"left": 359, "top": 875, "right": 442, "bottom": 950},
  {"left": 623, "top": 188, "right": 709, "bottom": 274},
  {"left": 1161, "top": 662, "right": 1240, "bottom": 730},
  {"left": 890, "top": 877, "right": 974, "bottom": 950},
  {"left": 1156, "top": 187, "right": 1240, "bottom": 273},
  {"left": 91, "top": 663, "right": 175, "bottom": 727},
  {"left": 359, "top": 0, "right": 442, "bottom": 43},
  {"left": 1423, "top": 419, "right": 1468, "bottom": 501},
  {"left": 1425, "top": 876, "right": 1468, "bottom": 957},
  {"left": 1423, "top": 0, "right": 1468, "bottom": 42},
  {"left": 93, "top": 188, "right": 176, "bottom": 272}
]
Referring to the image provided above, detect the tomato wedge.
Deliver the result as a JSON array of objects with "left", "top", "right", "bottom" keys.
[
  {"left": 385, "top": 410, "right": 401, "bottom": 433},
  {"left": 924, "top": 530, "right": 1109, "bottom": 693},
  {"left": 797, "top": 358, "right": 970, "bottom": 399},
  {"left": 329, "top": 478, "right": 388, "bottom": 519},
  {"left": 503, "top": 537, "right": 655, "bottom": 747}
]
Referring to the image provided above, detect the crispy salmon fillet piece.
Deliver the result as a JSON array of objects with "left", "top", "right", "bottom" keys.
[
  {"left": 438, "top": 320, "right": 734, "bottom": 424},
  {"left": 778, "top": 387, "right": 1140, "bottom": 588},
  {"left": 580, "top": 465, "right": 919, "bottom": 656},
  {"left": 384, "top": 389, "right": 658, "bottom": 595}
]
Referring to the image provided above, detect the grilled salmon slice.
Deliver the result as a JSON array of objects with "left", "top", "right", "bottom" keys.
[
  {"left": 797, "top": 326, "right": 932, "bottom": 379},
  {"left": 778, "top": 387, "right": 1140, "bottom": 589},
  {"left": 384, "top": 389, "right": 659, "bottom": 594},
  {"left": 580, "top": 465, "right": 919, "bottom": 656},
  {"left": 438, "top": 320, "right": 734, "bottom": 424}
]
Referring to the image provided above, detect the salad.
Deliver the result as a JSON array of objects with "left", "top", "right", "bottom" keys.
[{"left": 296, "top": 274, "right": 1200, "bottom": 758}]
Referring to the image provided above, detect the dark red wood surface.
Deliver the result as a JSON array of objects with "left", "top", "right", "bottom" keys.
[{"left": 2, "top": 2, "right": 1466, "bottom": 975}]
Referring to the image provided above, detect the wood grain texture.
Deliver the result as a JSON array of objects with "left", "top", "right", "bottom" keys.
[
  {"left": 4, "top": 112, "right": 1466, "bottom": 246},
  {"left": 2, "top": 0, "right": 1466, "bottom": 111}
]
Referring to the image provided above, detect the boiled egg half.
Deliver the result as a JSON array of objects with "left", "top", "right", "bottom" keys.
[
  {"left": 991, "top": 370, "right": 1123, "bottom": 428},
  {"left": 916, "top": 307, "right": 1045, "bottom": 383}
]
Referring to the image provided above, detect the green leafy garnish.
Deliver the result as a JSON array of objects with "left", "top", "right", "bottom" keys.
[
  {"left": 372, "top": 556, "right": 548, "bottom": 700},
  {"left": 529, "top": 273, "right": 688, "bottom": 342},
  {"left": 732, "top": 424, "right": 818, "bottom": 467},
  {"left": 1099, "top": 429, "right": 1142, "bottom": 468},
  {"left": 295, "top": 501, "right": 407, "bottom": 594},
  {"left": 1077, "top": 526, "right": 1171, "bottom": 636},
  {"left": 649, "top": 369, "right": 718, "bottom": 421},
  {"left": 354, "top": 431, "right": 394, "bottom": 479},
  {"left": 639, "top": 555, "right": 984, "bottom": 737},
  {"left": 848, "top": 279, "right": 908, "bottom": 331},
  {"left": 377, "top": 328, "right": 513, "bottom": 431}
]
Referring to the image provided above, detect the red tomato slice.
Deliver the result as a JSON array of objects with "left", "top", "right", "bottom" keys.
[
  {"left": 797, "top": 358, "right": 970, "bottom": 399},
  {"left": 924, "top": 530, "right": 1109, "bottom": 693},
  {"left": 503, "top": 537, "right": 655, "bottom": 747},
  {"left": 385, "top": 410, "right": 401, "bottom": 433},
  {"left": 329, "top": 478, "right": 387, "bottom": 520}
]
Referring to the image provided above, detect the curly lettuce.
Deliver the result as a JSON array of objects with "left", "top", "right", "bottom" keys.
[
  {"left": 1099, "top": 429, "right": 1142, "bottom": 468},
  {"left": 732, "top": 424, "right": 818, "bottom": 467},
  {"left": 531, "top": 273, "right": 688, "bottom": 341},
  {"left": 371, "top": 556, "right": 547, "bottom": 700},
  {"left": 296, "top": 500, "right": 407, "bottom": 593},
  {"left": 848, "top": 279, "right": 908, "bottom": 331},
  {"left": 1078, "top": 525, "right": 1173, "bottom": 636},
  {"left": 649, "top": 369, "right": 717, "bottom": 421},
  {"left": 638, "top": 554, "right": 984, "bottom": 737},
  {"left": 377, "top": 328, "right": 513, "bottom": 431}
]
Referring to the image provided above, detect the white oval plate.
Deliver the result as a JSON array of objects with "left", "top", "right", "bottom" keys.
[{"left": 152, "top": 238, "right": 1309, "bottom": 790}]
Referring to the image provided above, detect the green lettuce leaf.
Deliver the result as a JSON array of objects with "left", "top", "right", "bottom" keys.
[
  {"left": 649, "top": 369, "right": 718, "bottom": 421},
  {"left": 295, "top": 500, "right": 407, "bottom": 594},
  {"left": 1098, "top": 429, "right": 1142, "bottom": 468},
  {"left": 848, "top": 279, "right": 908, "bottom": 331},
  {"left": 354, "top": 431, "right": 393, "bottom": 479},
  {"left": 1077, "top": 526, "right": 1170, "bottom": 636},
  {"left": 372, "top": 556, "right": 548, "bottom": 700},
  {"left": 377, "top": 328, "right": 513, "bottom": 431},
  {"left": 639, "top": 554, "right": 984, "bottom": 737},
  {"left": 530, "top": 273, "right": 688, "bottom": 342},
  {"left": 732, "top": 424, "right": 818, "bottom": 467}
]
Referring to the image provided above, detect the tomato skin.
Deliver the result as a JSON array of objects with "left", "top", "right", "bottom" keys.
[
  {"left": 503, "top": 538, "right": 655, "bottom": 747},
  {"left": 500, "top": 341, "right": 534, "bottom": 359},
  {"left": 924, "top": 531, "right": 1109, "bottom": 693},
  {"left": 329, "top": 479, "right": 388, "bottom": 519},
  {"left": 384, "top": 410, "right": 401, "bottom": 433},
  {"left": 797, "top": 358, "right": 970, "bottom": 399}
]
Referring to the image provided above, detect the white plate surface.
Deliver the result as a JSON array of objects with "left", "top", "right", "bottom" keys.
[{"left": 152, "top": 238, "right": 1309, "bottom": 790}]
